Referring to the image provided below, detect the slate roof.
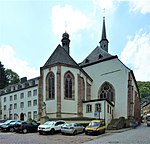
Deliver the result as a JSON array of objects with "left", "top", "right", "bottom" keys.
[
  {"left": 42, "top": 44, "right": 93, "bottom": 81},
  {"left": 44, "top": 44, "right": 78, "bottom": 67},
  {"left": 79, "top": 45, "right": 114, "bottom": 67}
]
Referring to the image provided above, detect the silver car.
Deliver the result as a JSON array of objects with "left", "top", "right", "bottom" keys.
[{"left": 61, "top": 123, "right": 84, "bottom": 135}]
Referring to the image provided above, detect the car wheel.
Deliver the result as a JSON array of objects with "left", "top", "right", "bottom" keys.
[
  {"left": 39, "top": 131, "right": 43, "bottom": 135},
  {"left": 73, "top": 130, "right": 77, "bottom": 135},
  {"left": 102, "top": 129, "right": 105, "bottom": 134},
  {"left": 23, "top": 128, "right": 28, "bottom": 134},
  {"left": 9, "top": 128, "right": 14, "bottom": 132},
  {"left": 50, "top": 129, "right": 55, "bottom": 135}
]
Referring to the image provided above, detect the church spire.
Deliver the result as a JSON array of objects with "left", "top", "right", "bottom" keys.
[
  {"left": 61, "top": 32, "right": 70, "bottom": 54},
  {"left": 99, "top": 16, "right": 109, "bottom": 52}
]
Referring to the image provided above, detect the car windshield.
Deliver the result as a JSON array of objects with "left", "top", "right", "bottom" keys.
[
  {"left": 3, "top": 120, "right": 13, "bottom": 124},
  {"left": 43, "top": 121, "right": 54, "bottom": 125},
  {"left": 15, "top": 121, "right": 22, "bottom": 125},
  {"left": 9, "top": 121, "right": 16, "bottom": 125},
  {"left": 89, "top": 122, "right": 100, "bottom": 127},
  {"left": 64, "top": 123, "right": 73, "bottom": 127}
]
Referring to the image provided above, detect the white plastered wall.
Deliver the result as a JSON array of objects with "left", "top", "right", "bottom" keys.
[{"left": 82, "top": 58, "right": 129, "bottom": 119}]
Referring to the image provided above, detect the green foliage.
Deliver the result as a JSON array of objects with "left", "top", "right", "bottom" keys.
[
  {"left": 0, "top": 61, "right": 20, "bottom": 89},
  {"left": 5, "top": 69, "right": 20, "bottom": 85},
  {"left": 137, "top": 81, "right": 150, "bottom": 101},
  {"left": 0, "top": 61, "right": 8, "bottom": 89}
]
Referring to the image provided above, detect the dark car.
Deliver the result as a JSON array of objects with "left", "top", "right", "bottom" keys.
[
  {"left": 0, "top": 120, "right": 16, "bottom": 130},
  {"left": 14, "top": 121, "right": 38, "bottom": 134},
  {"left": 0, "top": 121, "right": 21, "bottom": 132},
  {"left": 0, "top": 119, "right": 7, "bottom": 125}
]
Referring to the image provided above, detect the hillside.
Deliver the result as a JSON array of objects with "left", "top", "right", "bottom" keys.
[{"left": 137, "top": 81, "right": 150, "bottom": 102}]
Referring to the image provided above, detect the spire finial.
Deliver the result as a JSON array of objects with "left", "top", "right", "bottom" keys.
[
  {"left": 65, "top": 21, "right": 67, "bottom": 32},
  {"left": 103, "top": 8, "right": 105, "bottom": 16}
]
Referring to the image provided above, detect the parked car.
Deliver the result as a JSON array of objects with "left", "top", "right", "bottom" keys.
[
  {"left": 0, "top": 120, "right": 16, "bottom": 130},
  {"left": 0, "top": 121, "right": 20, "bottom": 132},
  {"left": 85, "top": 119, "right": 106, "bottom": 135},
  {"left": 14, "top": 121, "right": 38, "bottom": 134},
  {"left": 0, "top": 119, "right": 7, "bottom": 125},
  {"left": 61, "top": 123, "right": 85, "bottom": 135},
  {"left": 38, "top": 120, "right": 66, "bottom": 135}
]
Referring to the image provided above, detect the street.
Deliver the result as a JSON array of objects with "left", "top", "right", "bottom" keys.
[
  {"left": 84, "top": 123, "right": 150, "bottom": 144},
  {"left": 0, "top": 124, "right": 149, "bottom": 144}
]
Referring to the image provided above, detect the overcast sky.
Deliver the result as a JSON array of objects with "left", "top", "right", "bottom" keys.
[{"left": 0, "top": 0, "right": 150, "bottom": 81}]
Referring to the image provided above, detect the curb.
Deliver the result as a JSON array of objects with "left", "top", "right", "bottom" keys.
[{"left": 106, "top": 128, "right": 131, "bottom": 133}]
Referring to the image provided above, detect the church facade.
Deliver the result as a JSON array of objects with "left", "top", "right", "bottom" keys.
[
  {"left": 0, "top": 17, "right": 141, "bottom": 125},
  {"left": 38, "top": 17, "right": 141, "bottom": 125}
]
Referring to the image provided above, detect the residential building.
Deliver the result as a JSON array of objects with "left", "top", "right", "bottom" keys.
[{"left": 0, "top": 77, "right": 39, "bottom": 121}]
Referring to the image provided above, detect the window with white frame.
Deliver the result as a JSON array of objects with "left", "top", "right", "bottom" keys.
[
  {"left": 20, "top": 93, "right": 24, "bottom": 99},
  {"left": 10, "top": 104, "right": 12, "bottom": 110},
  {"left": 4, "top": 97, "right": 6, "bottom": 102},
  {"left": 28, "top": 101, "right": 31, "bottom": 107},
  {"left": 10, "top": 95, "right": 13, "bottom": 101},
  {"left": 14, "top": 94, "right": 17, "bottom": 100},
  {"left": 95, "top": 103, "right": 101, "bottom": 112},
  {"left": 33, "top": 99, "right": 37, "bottom": 106},
  {"left": 20, "top": 102, "right": 24, "bottom": 109},
  {"left": 28, "top": 91, "right": 31, "bottom": 97},
  {"left": 14, "top": 103, "right": 17, "bottom": 109},
  {"left": 86, "top": 104, "right": 92, "bottom": 113},
  {"left": 33, "top": 89, "right": 37, "bottom": 96},
  {"left": 33, "top": 111, "right": 37, "bottom": 119},
  {"left": 4, "top": 105, "right": 6, "bottom": 110}
]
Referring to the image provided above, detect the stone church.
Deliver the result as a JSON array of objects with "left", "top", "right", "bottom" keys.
[{"left": 38, "top": 17, "right": 141, "bottom": 125}]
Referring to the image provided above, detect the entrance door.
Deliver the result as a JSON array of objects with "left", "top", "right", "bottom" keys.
[{"left": 20, "top": 113, "right": 24, "bottom": 121}]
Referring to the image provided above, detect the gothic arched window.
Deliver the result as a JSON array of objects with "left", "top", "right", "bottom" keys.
[
  {"left": 64, "top": 71, "right": 75, "bottom": 99},
  {"left": 98, "top": 82, "right": 115, "bottom": 103},
  {"left": 46, "top": 72, "right": 55, "bottom": 100}
]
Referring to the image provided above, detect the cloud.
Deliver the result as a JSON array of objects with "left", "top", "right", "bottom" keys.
[
  {"left": 51, "top": 4, "right": 91, "bottom": 38},
  {"left": 120, "top": 29, "right": 150, "bottom": 81},
  {"left": 0, "top": 45, "right": 39, "bottom": 79},
  {"left": 129, "top": 0, "right": 150, "bottom": 14},
  {"left": 92, "top": 0, "right": 120, "bottom": 15}
]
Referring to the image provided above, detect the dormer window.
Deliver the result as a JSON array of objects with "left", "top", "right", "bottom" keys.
[
  {"left": 99, "top": 54, "right": 103, "bottom": 59},
  {"left": 85, "top": 58, "right": 89, "bottom": 63}
]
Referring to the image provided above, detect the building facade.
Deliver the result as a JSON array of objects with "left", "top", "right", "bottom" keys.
[
  {"left": 0, "top": 77, "right": 39, "bottom": 121},
  {"left": 0, "top": 17, "right": 141, "bottom": 124}
]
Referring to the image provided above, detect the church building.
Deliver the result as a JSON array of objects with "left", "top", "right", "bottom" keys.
[{"left": 38, "top": 17, "right": 141, "bottom": 125}]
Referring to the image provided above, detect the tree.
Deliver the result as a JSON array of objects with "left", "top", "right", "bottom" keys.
[
  {"left": 0, "top": 62, "right": 8, "bottom": 89},
  {"left": 5, "top": 69, "right": 20, "bottom": 85},
  {"left": 137, "top": 81, "right": 150, "bottom": 101}
]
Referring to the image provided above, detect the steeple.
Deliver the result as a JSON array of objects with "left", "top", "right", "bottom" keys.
[
  {"left": 61, "top": 32, "right": 70, "bottom": 54},
  {"left": 99, "top": 17, "right": 109, "bottom": 52}
]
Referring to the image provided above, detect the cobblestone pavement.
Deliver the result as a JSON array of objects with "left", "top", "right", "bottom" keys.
[
  {"left": 83, "top": 124, "right": 150, "bottom": 144},
  {"left": 0, "top": 132, "right": 110, "bottom": 144}
]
